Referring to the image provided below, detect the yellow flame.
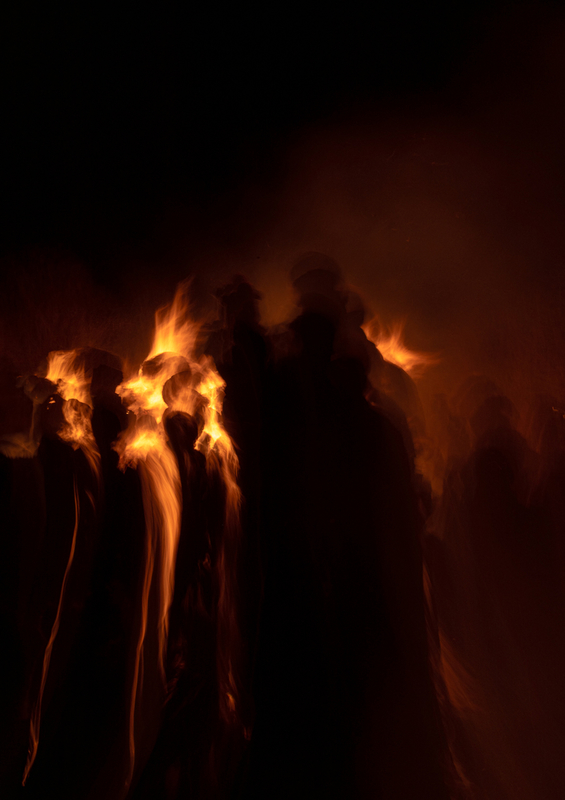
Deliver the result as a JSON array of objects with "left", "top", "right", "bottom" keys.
[
  {"left": 363, "top": 319, "right": 437, "bottom": 378},
  {"left": 146, "top": 284, "right": 200, "bottom": 363},
  {"left": 115, "top": 280, "right": 244, "bottom": 785},
  {"left": 45, "top": 350, "right": 101, "bottom": 477},
  {"left": 46, "top": 350, "right": 91, "bottom": 405}
]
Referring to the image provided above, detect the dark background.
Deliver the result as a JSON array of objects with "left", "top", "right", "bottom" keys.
[
  {"left": 0, "top": 2, "right": 517, "bottom": 268},
  {"left": 2, "top": 1, "right": 565, "bottom": 398}
]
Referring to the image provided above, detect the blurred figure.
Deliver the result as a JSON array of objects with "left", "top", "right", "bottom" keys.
[{"left": 428, "top": 381, "right": 565, "bottom": 799}]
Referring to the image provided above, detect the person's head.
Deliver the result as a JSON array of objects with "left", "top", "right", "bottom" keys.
[
  {"left": 216, "top": 275, "right": 262, "bottom": 328},
  {"left": 291, "top": 253, "right": 345, "bottom": 320}
]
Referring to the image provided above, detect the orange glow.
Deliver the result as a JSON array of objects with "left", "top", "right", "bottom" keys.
[
  {"left": 114, "top": 281, "right": 244, "bottom": 785},
  {"left": 363, "top": 318, "right": 437, "bottom": 378},
  {"left": 438, "top": 629, "right": 480, "bottom": 717},
  {"left": 0, "top": 431, "right": 39, "bottom": 459}
]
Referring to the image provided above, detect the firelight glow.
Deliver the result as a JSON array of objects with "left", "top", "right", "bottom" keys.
[
  {"left": 114, "top": 280, "right": 244, "bottom": 787},
  {"left": 363, "top": 318, "right": 437, "bottom": 378}
]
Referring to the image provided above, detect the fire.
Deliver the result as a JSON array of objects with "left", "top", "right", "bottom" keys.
[
  {"left": 44, "top": 349, "right": 101, "bottom": 478},
  {"left": 114, "top": 280, "right": 244, "bottom": 785},
  {"left": 363, "top": 318, "right": 437, "bottom": 378},
  {"left": 123, "top": 435, "right": 181, "bottom": 786},
  {"left": 22, "top": 348, "right": 101, "bottom": 785},
  {"left": 45, "top": 350, "right": 91, "bottom": 406}
]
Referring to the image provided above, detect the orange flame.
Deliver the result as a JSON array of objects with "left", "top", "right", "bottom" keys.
[
  {"left": 45, "top": 349, "right": 101, "bottom": 478},
  {"left": 363, "top": 318, "right": 437, "bottom": 379},
  {"left": 45, "top": 350, "right": 91, "bottom": 405},
  {"left": 0, "top": 349, "right": 101, "bottom": 462},
  {"left": 114, "top": 281, "right": 244, "bottom": 785}
]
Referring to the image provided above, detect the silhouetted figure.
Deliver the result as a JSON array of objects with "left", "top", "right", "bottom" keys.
[
  {"left": 428, "top": 381, "right": 565, "bottom": 800},
  {"left": 208, "top": 276, "right": 269, "bottom": 764},
  {"left": 19, "top": 384, "right": 110, "bottom": 800},
  {"left": 243, "top": 256, "right": 450, "bottom": 800},
  {"left": 0, "top": 362, "right": 45, "bottom": 797}
]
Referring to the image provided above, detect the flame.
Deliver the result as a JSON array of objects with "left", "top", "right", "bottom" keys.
[
  {"left": 45, "top": 350, "right": 91, "bottom": 405},
  {"left": 0, "top": 350, "right": 100, "bottom": 462},
  {"left": 147, "top": 285, "right": 201, "bottom": 364},
  {"left": 44, "top": 349, "right": 101, "bottom": 477},
  {"left": 125, "top": 440, "right": 181, "bottom": 784},
  {"left": 363, "top": 318, "right": 437, "bottom": 378},
  {"left": 20, "top": 350, "right": 101, "bottom": 785},
  {"left": 114, "top": 281, "right": 244, "bottom": 785}
]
